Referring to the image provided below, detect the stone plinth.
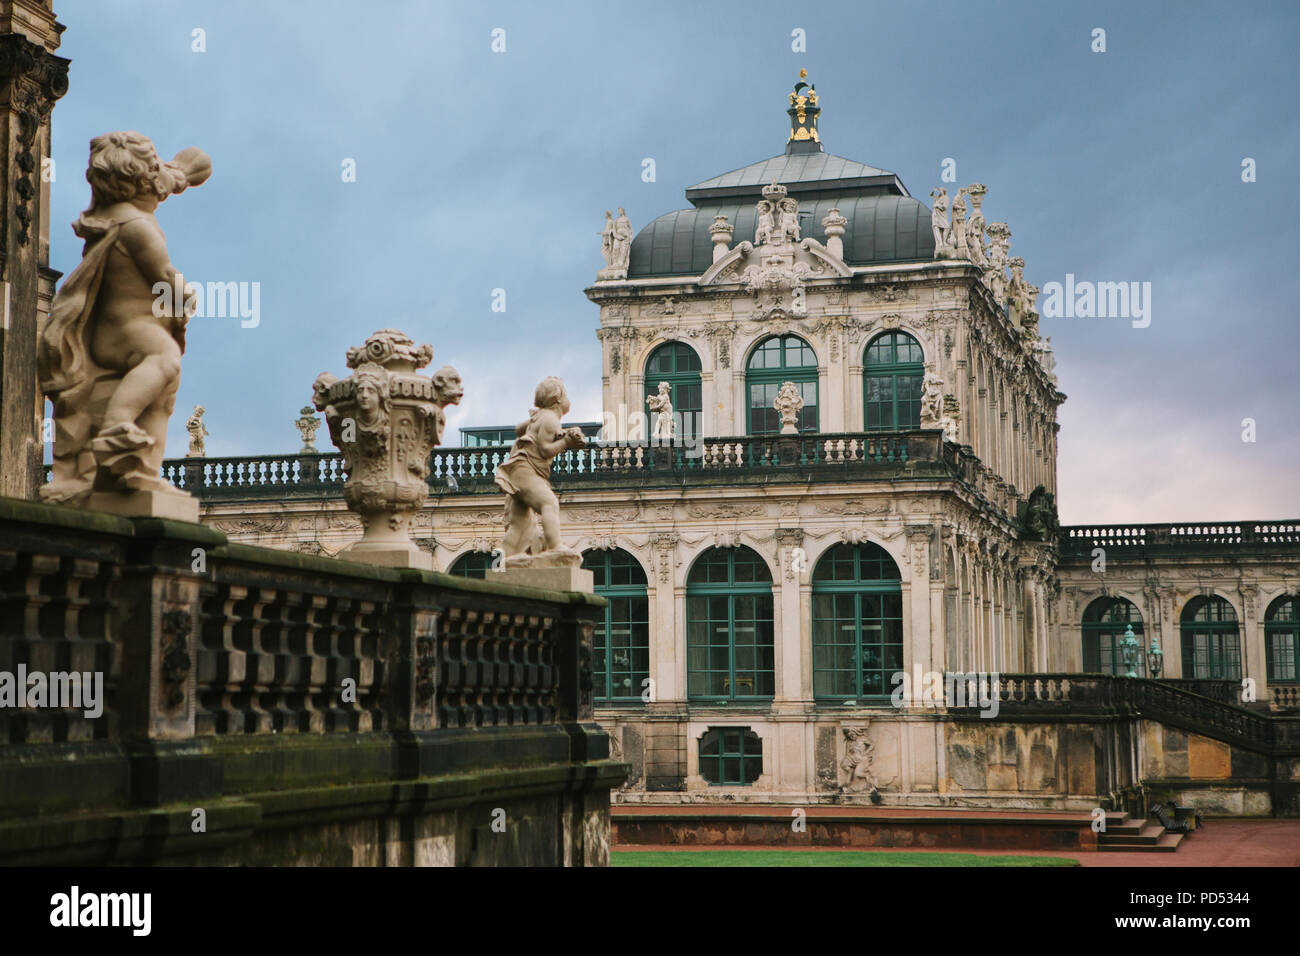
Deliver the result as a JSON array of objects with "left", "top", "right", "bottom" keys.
[
  {"left": 87, "top": 486, "right": 199, "bottom": 522},
  {"left": 496, "top": 566, "right": 594, "bottom": 593}
]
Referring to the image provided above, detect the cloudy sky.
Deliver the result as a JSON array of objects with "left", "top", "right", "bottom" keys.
[{"left": 48, "top": 0, "right": 1298, "bottom": 524}]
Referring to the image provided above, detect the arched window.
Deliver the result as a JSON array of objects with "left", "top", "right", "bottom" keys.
[
  {"left": 698, "top": 727, "right": 763, "bottom": 785},
  {"left": 745, "top": 334, "right": 818, "bottom": 434},
  {"left": 582, "top": 548, "right": 650, "bottom": 701},
  {"left": 447, "top": 551, "right": 494, "bottom": 578},
  {"left": 1265, "top": 595, "right": 1300, "bottom": 682},
  {"left": 812, "top": 542, "right": 903, "bottom": 700},
  {"left": 1082, "top": 597, "right": 1144, "bottom": 675},
  {"left": 1180, "top": 596, "right": 1241, "bottom": 680},
  {"left": 863, "top": 331, "right": 924, "bottom": 431},
  {"left": 644, "top": 342, "right": 702, "bottom": 440},
  {"left": 686, "top": 547, "right": 774, "bottom": 700}
]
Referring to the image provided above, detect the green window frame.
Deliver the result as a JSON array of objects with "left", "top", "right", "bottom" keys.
[
  {"left": 447, "top": 551, "right": 494, "bottom": 578},
  {"left": 1180, "top": 596, "right": 1241, "bottom": 680},
  {"left": 745, "top": 334, "right": 819, "bottom": 435},
  {"left": 1082, "top": 597, "right": 1145, "bottom": 675},
  {"left": 811, "top": 543, "right": 903, "bottom": 701},
  {"left": 582, "top": 548, "right": 650, "bottom": 702},
  {"left": 863, "top": 331, "right": 924, "bottom": 431},
  {"left": 686, "top": 547, "right": 774, "bottom": 701},
  {"left": 644, "top": 342, "right": 702, "bottom": 441},
  {"left": 1265, "top": 595, "right": 1300, "bottom": 682},
  {"left": 698, "top": 727, "right": 763, "bottom": 785}
]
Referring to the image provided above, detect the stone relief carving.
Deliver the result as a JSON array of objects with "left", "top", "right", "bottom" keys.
[
  {"left": 650, "top": 532, "right": 678, "bottom": 584},
  {"left": 686, "top": 501, "right": 762, "bottom": 520},
  {"left": 840, "top": 726, "right": 879, "bottom": 795}
]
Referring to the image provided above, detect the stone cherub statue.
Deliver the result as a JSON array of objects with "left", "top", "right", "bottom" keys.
[
  {"left": 778, "top": 196, "right": 801, "bottom": 242},
  {"left": 774, "top": 380, "right": 804, "bottom": 434},
  {"left": 494, "top": 376, "right": 588, "bottom": 567},
  {"left": 646, "top": 380, "right": 674, "bottom": 439},
  {"left": 185, "top": 404, "right": 208, "bottom": 457},
  {"left": 919, "top": 366, "right": 945, "bottom": 426},
  {"left": 37, "top": 131, "right": 211, "bottom": 516},
  {"left": 754, "top": 199, "right": 775, "bottom": 245},
  {"left": 294, "top": 405, "right": 321, "bottom": 453}
]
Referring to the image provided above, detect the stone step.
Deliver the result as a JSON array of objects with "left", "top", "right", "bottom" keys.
[
  {"left": 1099, "top": 823, "right": 1167, "bottom": 845},
  {"left": 1099, "top": 826, "right": 1186, "bottom": 852}
]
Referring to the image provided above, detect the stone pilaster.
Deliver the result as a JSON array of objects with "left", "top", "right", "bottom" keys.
[{"left": 0, "top": 4, "right": 67, "bottom": 499}]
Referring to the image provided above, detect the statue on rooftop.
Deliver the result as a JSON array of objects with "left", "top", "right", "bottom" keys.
[
  {"left": 964, "top": 183, "right": 989, "bottom": 267},
  {"left": 185, "top": 405, "right": 208, "bottom": 457},
  {"left": 598, "top": 210, "right": 614, "bottom": 268},
  {"left": 778, "top": 196, "right": 801, "bottom": 242},
  {"left": 37, "top": 131, "right": 211, "bottom": 519},
  {"left": 951, "top": 187, "right": 969, "bottom": 261},
  {"left": 755, "top": 199, "right": 776, "bottom": 245},
  {"left": 930, "top": 187, "right": 954, "bottom": 258},
  {"left": 494, "top": 376, "right": 588, "bottom": 568}
]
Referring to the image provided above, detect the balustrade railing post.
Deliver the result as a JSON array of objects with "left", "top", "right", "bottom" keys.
[
  {"left": 556, "top": 595, "right": 609, "bottom": 763},
  {"left": 116, "top": 518, "right": 227, "bottom": 805}
]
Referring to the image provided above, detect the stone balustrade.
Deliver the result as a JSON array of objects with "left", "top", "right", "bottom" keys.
[{"left": 0, "top": 496, "right": 622, "bottom": 865}]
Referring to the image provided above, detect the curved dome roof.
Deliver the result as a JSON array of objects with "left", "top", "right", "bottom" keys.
[{"left": 628, "top": 193, "right": 934, "bottom": 279}]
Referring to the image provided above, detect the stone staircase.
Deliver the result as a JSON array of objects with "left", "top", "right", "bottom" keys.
[{"left": 1097, "top": 814, "right": 1189, "bottom": 853}]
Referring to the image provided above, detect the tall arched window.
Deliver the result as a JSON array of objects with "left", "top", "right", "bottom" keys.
[
  {"left": 863, "top": 331, "right": 924, "bottom": 431},
  {"left": 1180, "top": 596, "right": 1241, "bottom": 680},
  {"left": 644, "top": 342, "right": 702, "bottom": 440},
  {"left": 746, "top": 335, "right": 818, "bottom": 434},
  {"left": 1265, "top": 595, "right": 1300, "bottom": 682},
  {"left": 686, "top": 547, "right": 774, "bottom": 701},
  {"left": 1082, "top": 597, "right": 1144, "bottom": 675},
  {"left": 582, "top": 548, "right": 650, "bottom": 702},
  {"left": 447, "top": 551, "right": 493, "bottom": 578},
  {"left": 812, "top": 542, "right": 903, "bottom": 700}
]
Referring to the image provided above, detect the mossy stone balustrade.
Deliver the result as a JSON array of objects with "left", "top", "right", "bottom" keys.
[{"left": 0, "top": 496, "right": 625, "bottom": 865}]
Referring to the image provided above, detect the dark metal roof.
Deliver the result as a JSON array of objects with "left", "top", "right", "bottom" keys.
[
  {"left": 685, "top": 151, "right": 908, "bottom": 205},
  {"left": 628, "top": 194, "right": 935, "bottom": 279}
]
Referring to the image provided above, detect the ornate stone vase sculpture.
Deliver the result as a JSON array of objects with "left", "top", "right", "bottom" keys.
[
  {"left": 312, "top": 329, "right": 462, "bottom": 570},
  {"left": 774, "top": 380, "right": 804, "bottom": 434},
  {"left": 185, "top": 405, "right": 208, "bottom": 457},
  {"left": 37, "top": 131, "right": 211, "bottom": 520},
  {"left": 294, "top": 406, "right": 321, "bottom": 452},
  {"left": 647, "top": 381, "right": 675, "bottom": 439},
  {"left": 493, "top": 376, "right": 592, "bottom": 590}
]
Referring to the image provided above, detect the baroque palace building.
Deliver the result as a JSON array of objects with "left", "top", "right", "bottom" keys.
[{"left": 161, "top": 76, "right": 1299, "bottom": 809}]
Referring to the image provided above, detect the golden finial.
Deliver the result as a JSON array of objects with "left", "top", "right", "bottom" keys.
[{"left": 799, "top": 68, "right": 808, "bottom": 79}]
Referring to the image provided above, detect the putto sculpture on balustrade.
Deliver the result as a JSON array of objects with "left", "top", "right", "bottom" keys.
[
  {"left": 37, "top": 131, "right": 211, "bottom": 520},
  {"left": 185, "top": 405, "right": 208, "bottom": 457},
  {"left": 312, "top": 329, "right": 462, "bottom": 570},
  {"left": 494, "top": 376, "right": 590, "bottom": 587},
  {"left": 646, "top": 381, "right": 674, "bottom": 439}
]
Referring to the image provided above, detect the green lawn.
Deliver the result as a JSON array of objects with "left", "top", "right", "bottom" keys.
[{"left": 612, "top": 849, "right": 1079, "bottom": 867}]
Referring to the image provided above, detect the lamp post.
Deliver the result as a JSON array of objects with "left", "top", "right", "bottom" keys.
[
  {"left": 1147, "top": 635, "right": 1163, "bottom": 678},
  {"left": 1119, "top": 624, "right": 1140, "bottom": 678}
]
